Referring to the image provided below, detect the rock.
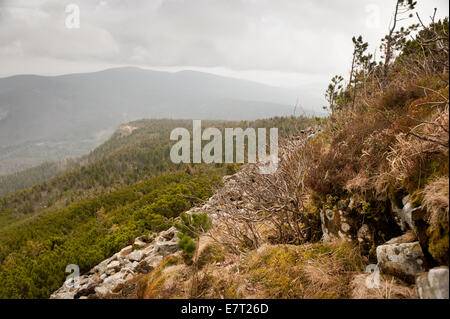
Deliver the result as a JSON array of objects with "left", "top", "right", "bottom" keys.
[
  {"left": 141, "top": 244, "right": 155, "bottom": 256},
  {"left": 50, "top": 291, "right": 76, "bottom": 299},
  {"left": 320, "top": 209, "right": 354, "bottom": 243},
  {"left": 416, "top": 266, "right": 449, "bottom": 299},
  {"left": 156, "top": 237, "right": 180, "bottom": 255},
  {"left": 119, "top": 245, "right": 133, "bottom": 257},
  {"left": 50, "top": 227, "right": 181, "bottom": 298},
  {"left": 102, "top": 272, "right": 127, "bottom": 291},
  {"left": 128, "top": 249, "right": 145, "bottom": 262},
  {"left": 107, "top": 260, "right": 120, "bottom": 269},
  {"left": 135, "top": 260, "right": 154, "bottom": 274},
  {"left": 357, "top": 224, "right": 370, "bottom": 243},
  {"left": 222, "top": 175, "right": 235, "bottom": 183},
  {"left": 74, "top": 279, "right": 97, "bottom": 299},
  {"left": 385, "top": 231, "right": 416, "bottom": 245},
  {"left": 94, "top": 286, "right": 110, "bottom": 296},
  {"left": 133, "top": 239, "right": 147, "bottom": 248},
  {"left": 160, "top": 226, "right": 177, "bottom": 240},
  {"left": 391, "top": 195, "right": 419, "bottom": 233},
  {"left": 143, "top": 254, "right": 163, "bottom": 269},
  {"left": 377, "top": 241, "right": 425, "bottom": 283}
]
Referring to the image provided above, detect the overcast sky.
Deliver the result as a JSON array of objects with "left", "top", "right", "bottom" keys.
[{"left": 0, "top": 0, "right": 448, "bottom": 109}]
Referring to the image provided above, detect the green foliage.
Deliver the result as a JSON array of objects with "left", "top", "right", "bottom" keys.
[
  {"left": 427, "top": 219, "right": 449, "bottom": 266},
  {"left": 0, "top": 169, "right": 221, "bottom": 298},
  {"left": 175, "top": 212, "right": 212, "bottom": 259},
  {"left": 177, "top": 235, "right": 197, "bottom": 259}
]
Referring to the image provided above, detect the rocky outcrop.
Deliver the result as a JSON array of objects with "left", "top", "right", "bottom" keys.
[
  {"left": 50, "top": 227, "right": 179, "bottom": 299},
  {"left": 416, "top": 266, "right": 449, "bottom": 299},
  {"left": 376, "top": 241, "right": 425, "bottom": 283}
]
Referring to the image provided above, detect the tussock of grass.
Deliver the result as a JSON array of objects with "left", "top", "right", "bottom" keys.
[
  {"left": 351, "top": 273, "right": 418, "bottom": 299},
  {"left": 243, "top": 242, "right": 366, "bottom": 299}
]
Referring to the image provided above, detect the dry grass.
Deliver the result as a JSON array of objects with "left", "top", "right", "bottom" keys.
[
  {"left": 351, "top": 273, "right": 418, "bottom": 299},
  {"left": 244, "top": 242, "right": 366, "bottom": 299},
  {"left": 422, "top": 176, "right": 449, "bottom": 226}
]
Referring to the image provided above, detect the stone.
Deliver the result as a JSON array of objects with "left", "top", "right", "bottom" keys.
[
  {"left": 377, "top": 241, "right": 425, "bottom": 283},
  {"left": 133, "top": 239, "right": 147, "bottom": 248},
  {"left": 119, "top": 245, "right": 133, "bottom": 257},
  {"left": 357, "top": 224, "right": 370, "bottom": 243},
  {"left": 385, "top": 231, "right": 416, "bottom": 245},
  {"left": 416, "top": 266, "right": 449, "bottom": 299},
  {"left": 102, "top": 272, "right": 127, "bottom": 291},
  {"left": 128, "top": 249, "right": 145, "bottom": 262},
  {"left": 320, "top": 209, "right": 354, "bottom": 243},
  {"left": 141, "top": 244, "right": 155, "bottom": 256},
  {"left": 50, "top": 291, "right": 76, "bottom": 299},
  {"left": 143, "top": 255, "right": 163, "bottom": 269},
  {"left": 135, "top": 260, "right": 154, "bottom": 274},
  {"left": 74, "top": 279, "right": 97, "bottom": 299},
  {"left": 107, "top": 260, "right": 120, "bottom": 269},
  {"left": 156, "top": 237, "right": 180, "bottom": 255},
  {"left": 94, "top": 286, "right": 110, "bottom": 296},
  {"left": 391, "top": 195, "right": 419, "bottom": 233},
  {"left": 160, "top": 226, "right": 177, "bottom": 240}
]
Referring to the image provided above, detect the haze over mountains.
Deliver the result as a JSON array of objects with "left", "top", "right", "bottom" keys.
[{"left": 0, "top": 67, "right": 320, "bottom": 175}]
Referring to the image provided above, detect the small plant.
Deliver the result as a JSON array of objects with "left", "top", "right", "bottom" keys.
[
  {"left": 174, "top": 212, "right": 212, "bottom": 297},
  {"left": 174, "top": 212, "right": 212, "bottom": 258}
]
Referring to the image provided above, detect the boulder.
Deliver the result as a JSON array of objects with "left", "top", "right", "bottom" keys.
[
  {"left": 135, "top": 260, "right": 154, "bottom": 274},
  {"left": 160, "top": 226, "right": 177, "bottom": 240},
  {"left": 119, "top": 245, "right": 133, "bottom": 257},
  {"left": 376, "top": 241, "right": 425, "bottom": 283},
  {"left": 416, "top": 266, "right": 449, "bottom": 299},
  {"left": 127, "top": 249, "right": 145, "bottom": 262},
  {"left": 102, "top": 271, "right": 128, "bottom": 291},
  {"left": 133, "top": 239, "right": 147, "bottom": 248},
  {"left": 384, "top": 231, "right": 416, "bottom": 245},
  {"left": 156, "top": 237, "right": 179, "bottom": 256},
  {"left": 74, "top": 279, "right": 97, "bottom": 299},
  {"left": 50, "top": 291, "right": 76, "bottom": 299},
  {"left": 94, "top": 286, "right": 110, "bottom": 297}
]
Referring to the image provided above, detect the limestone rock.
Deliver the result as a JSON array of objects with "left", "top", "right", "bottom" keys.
[
  {"left": 50, "top": 225, "right": 182, "bottom": 299},
  {"left": 377, "top": 241, "right": 425, "bottom": 283},
  {"left": 416, "top": 266, "right": 449, "bottom": 299},
  {"left": 127, "top": 249, "right": 145, "bottom": 262},
  {"left": 119, "top": 245, "right": 133, "bottom": 257}
]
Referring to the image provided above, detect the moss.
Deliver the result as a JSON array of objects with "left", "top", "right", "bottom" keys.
[
  {"left": 427, "top": 219, "right": 449, "bottom": 266},
  {"left": 410, "top": 190, "right": 424, "bottom": 208}
]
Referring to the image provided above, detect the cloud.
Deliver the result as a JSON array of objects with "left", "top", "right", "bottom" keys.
[{"left": 0, "top": 0, "right": 448, "bottom": 109}]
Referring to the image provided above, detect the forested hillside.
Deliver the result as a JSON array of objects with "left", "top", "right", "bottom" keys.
[{"left": 0, "top": 116, "right": 313, "bottom": 298}]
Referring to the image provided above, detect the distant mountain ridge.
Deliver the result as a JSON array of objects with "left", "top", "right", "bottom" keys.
[{"left": 0, "top": 67, "right": 318, "bottom": 175}]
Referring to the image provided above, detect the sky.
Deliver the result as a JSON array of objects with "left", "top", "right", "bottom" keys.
[{"left": 0, "top": 0, "right": 448, "bottom": 110}]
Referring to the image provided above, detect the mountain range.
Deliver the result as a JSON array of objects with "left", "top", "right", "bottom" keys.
[{"left": 0, "top": 67, "right": 320, "bottom": 175}]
